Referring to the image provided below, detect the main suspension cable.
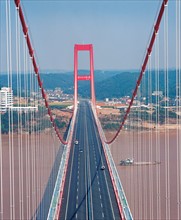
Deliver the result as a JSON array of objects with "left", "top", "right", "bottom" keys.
[
  {"left": 14, "top": 0, "right": 68, "bottom": 145},
  {"left": 104, "top": 0, "right": 169, "bottom": 144}
]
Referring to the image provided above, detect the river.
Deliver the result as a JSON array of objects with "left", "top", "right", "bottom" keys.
[{"left": 107, "top": 129, "right": 181, "bottom": 219}]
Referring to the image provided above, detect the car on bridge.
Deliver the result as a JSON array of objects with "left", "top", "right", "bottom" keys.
[
  {"left": 101, "top": 165, "right": 105, "bottom": 170},
  {"left": 74, "top": 140, "right": 79, "bottom": 145}
]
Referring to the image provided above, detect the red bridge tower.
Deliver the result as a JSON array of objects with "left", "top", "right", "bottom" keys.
[{"left": 74, "top": 44, "right": 96, "bottom": 108}]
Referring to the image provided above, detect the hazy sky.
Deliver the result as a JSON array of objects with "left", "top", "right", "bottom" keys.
[{"left": 1, "top": 0, "right": 178, "bottom": 71}]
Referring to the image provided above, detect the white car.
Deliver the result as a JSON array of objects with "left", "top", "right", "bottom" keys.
[
  {"left": 101, "top": 165, "right": 105, "bottom": 170},
  {"left": 74, "top": 140, "right": 78, "bottom": 145}
]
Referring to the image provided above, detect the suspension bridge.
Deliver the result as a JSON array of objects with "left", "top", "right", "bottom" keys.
[{"left": 0, "top": 0, "right": 181, "bottom": 219}]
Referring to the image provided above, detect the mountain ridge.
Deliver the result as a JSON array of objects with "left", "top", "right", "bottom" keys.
[{"left": 0, "top": 70, "right": 177, "bottom": 100}]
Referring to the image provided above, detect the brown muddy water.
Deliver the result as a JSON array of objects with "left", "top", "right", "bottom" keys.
[
  {"left": 108, "top": 129, "right": 181, "bottom": 220},
  {"left": 0, "top": 132, "right": 62, "bottom": 220},
  {"left": 1, "top": 129, "right": 181, "bottom": 220}
]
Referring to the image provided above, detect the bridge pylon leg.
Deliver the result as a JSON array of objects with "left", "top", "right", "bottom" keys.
[{"left": 74, "top": 44, "right": 96, "bottom": 108}]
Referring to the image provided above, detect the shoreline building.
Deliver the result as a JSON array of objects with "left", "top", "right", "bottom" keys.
[{"left": 0, "top": 87, "right": 13, "bottom": 113}]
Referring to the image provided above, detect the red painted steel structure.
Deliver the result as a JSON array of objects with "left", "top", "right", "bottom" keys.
[
  {"left": 105, "top": 0, "right": 169, "bottom": 144},
  {"left": 14, "top": 0, "right": 68, "bottom": 145},
  {"left": 74, "top": 44, "right": 96, "bottom": 108}
]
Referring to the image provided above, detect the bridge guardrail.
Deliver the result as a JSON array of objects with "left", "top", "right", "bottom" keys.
[
  {"left": 47, "top": 107, "right": 77, "bottom": 220},
  {"left": 91, "top": 104, "right": 133, "bottom": 220}
]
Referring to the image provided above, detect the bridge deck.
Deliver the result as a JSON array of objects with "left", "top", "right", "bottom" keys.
[{"left": 59, "top": 100, "right": 121, "bottom": 220}]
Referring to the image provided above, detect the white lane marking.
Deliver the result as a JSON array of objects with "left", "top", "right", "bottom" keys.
[
  {"left": 91, "top": 108, "right": 116, "bottom": 220},
  {"left": 101, "top": 203, "right": 103, "bottom": 208},
  {"left": 100, "top": 195, "right": 102, "bottom": 200},
  {"left": 102, "top": 212, "right": 104, "bottom": 218},
  {"left": 76, "top": 213, "right": 78, "bottom": 219},
  {"left": 83, "top": 109, "right": 88, "bottom": 220},
  {"left": 76, "top": 195, "right": 78, "bottom": 200},
  {"left": 64, "top": 109, "right": 80, "bottom": 220},
  {"left": 99, "top": 187, "right": 100, "bottom": 192}
]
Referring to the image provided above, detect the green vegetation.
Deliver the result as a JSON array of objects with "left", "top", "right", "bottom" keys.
[
  {"left": 103, "top": 123, "right": 120, "bottom": 130},
  {"left": 127, "top": 107, "right": 177, "bottom": 124},
  {"left": 1, "top": 70, "right": 178, "bottom": 100},
  {"left": 1, "top": 110, "right": 51, "bottom": 134},
  {"left": 54, "top": 119, "right": 66, "bottom": 129}
]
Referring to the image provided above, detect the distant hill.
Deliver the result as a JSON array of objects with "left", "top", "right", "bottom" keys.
[
  {"left": 78, "top": 71, "right": 139, "bottom": 100},
  {"left": 0, "top": 70, "right": 177, "bottom": 100},
  {"left": 79, "top": 70, "right": 177, "bottom": 100}
]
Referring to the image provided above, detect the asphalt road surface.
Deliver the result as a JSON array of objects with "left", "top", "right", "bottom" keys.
[{"left": 59, "top": 100, "right": 121, "bottom": 220}]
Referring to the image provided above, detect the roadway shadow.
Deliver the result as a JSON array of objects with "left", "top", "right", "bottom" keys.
[{"left": 33, "top": 118, "right": 71, "bottom": 220}]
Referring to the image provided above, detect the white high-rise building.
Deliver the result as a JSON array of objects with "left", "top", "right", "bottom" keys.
[{"left": 0, "top": 87, "right": 13, "bottom": 112}]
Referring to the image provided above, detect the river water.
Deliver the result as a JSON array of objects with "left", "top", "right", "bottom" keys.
[
  {"left": 0, "top": 132, "right": 62, "bottom": 220},
  {"left": 1, "top": 129, "right": 180, "bottom": 219},
  {"left": 108, "top": 129, "right": 181, "bottom": 220}
]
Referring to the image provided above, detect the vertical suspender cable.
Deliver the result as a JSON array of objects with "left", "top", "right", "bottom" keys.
[
  {"left": 6, "top": 2, "right": 12, "bottom": 218},
  {"left": 176, "top": 1, "right": 181, "bottom": 219},
  {"left": 179, "top": 2, "right": 181, "bottom": 219},
  {"left": 35, "top": 65, "right": 40, "bottom": 218},
  {"left": 164, "top": 5, "right": 170, "bottom": 219},
  {"left": 28, "top": 56, "right": 33, "bottom": 219},
  {"left": 23, "top": 22, "right": 30, "bottom": 220},
  {"left": 0, "top": 2, "right": 4, "bottom": 219},
  {"left": 32, "top": 73, "right": 38, "bottom": 218},
  {"left": 142, "top": 68, "right": 147, "bottom": 219},
  {"left": 29, "top": 58, "right": 33, "bottom": 219},
  {"left": 23, "top": 24, "right": 29, "bottom": 220},
  {"left": 133, "top": 109, "right": 136, "bottom": 217},
  {"left": 128, "top": 109, "right": 133, "bottom": 216},
  {"left": 164, "top": 7, "right": 168, "bottom": 219},
  {"left": 15, "top": 6, "right": 21, "bottom": 219},
  {"left": 176, "top": 5, "right": 179, "bottom": 219},
  {"left": 176, "top": 0, "right": 179, "bottom": 217},
  {"left": 37, "top": 87, "right": 42, "bottom": 213},
  {"left": 8, "top": 4, "right": 15, "bottom": 218},
  {"left": 31, "top": 67, "right": 35, "bottom": 218},
  {"left": 137, "top": 85, "right": 142, "bottom": 219},
  {"left": 6, "top": 1, "right": 15, "bottom": 219},
  {"left": 155, "top": 30, "right": 161, "bottom": 219},
  {"left": 148, "top": 57, "right": 153, "bottom": 220}
]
